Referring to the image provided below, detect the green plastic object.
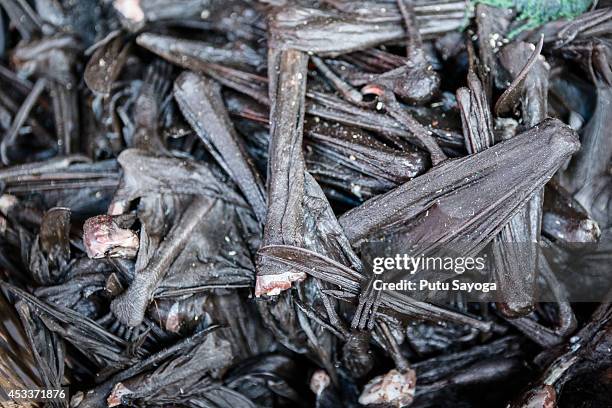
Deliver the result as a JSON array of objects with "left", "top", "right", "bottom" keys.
[{"left": 474, "top": 0, "right": 593, "bottom": 36}]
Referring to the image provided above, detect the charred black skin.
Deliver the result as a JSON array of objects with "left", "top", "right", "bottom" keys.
[
  {"left": 111, "top": 196, "right": 215, "bottom": 327},
  {"left": 174, "top": 71, "right": 267, "bottom": 224},
  {"left": 543, "top": 181, "right": 601, "bottom": 244},
  {"left": 342, "top": 331, "right": 375, "bottom": 378},
  {"left": 0, "top": 1, "right": 610, "bottom": 407}
]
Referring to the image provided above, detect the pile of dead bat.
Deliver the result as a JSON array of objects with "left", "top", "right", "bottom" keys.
[{"left": 0, "top": 0, "right": 610, "bottom": 407}]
